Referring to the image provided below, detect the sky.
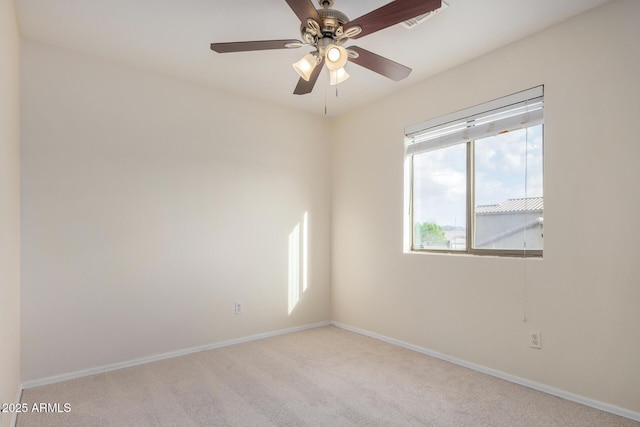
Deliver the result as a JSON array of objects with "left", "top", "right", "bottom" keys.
[{"left": 412, "top": 124, "right": 543, "bottom": 227}]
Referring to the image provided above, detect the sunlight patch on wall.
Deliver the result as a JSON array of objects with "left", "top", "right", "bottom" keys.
[
  {"left": 288, "top": 222, "right": 300, "bottom": 314},
  {"left": 302, "top": 211, "right": 308, "bottom": 293},
  {"left": 288, "top": 212, "right": 309, "bottom": 315}
]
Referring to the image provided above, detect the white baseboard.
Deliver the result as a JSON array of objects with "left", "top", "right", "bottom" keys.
[
  {"left": 331, "top": 321, "right": 640, "bottom": 423},
  {"left": 20, "top": 320, "right": 639, "bottom": 422},
  {"left": 21, "top": 321, "right": 331, "bottom": 390}
]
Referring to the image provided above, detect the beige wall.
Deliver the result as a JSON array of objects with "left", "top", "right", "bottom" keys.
[
  {"left": 331, "top": 0, "right": 640, "bottom": 414},
  {"left": 20, "top": 41, "right": 332, "bottom": 381},
  {"left": 0, "top": 0, "right": 21, "bottom": 424},
  {"left": 17, "top": 0, "right": 640, "bottom": 419}
]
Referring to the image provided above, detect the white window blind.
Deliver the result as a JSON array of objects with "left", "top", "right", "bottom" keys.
[{"left": 405, "top": 86, "right": 544, "bottom": 156}]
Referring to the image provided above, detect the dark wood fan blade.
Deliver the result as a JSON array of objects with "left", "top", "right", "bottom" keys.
[
  {"left": 285, "top": 0, "right": 322, "bottom": 25},
  {"left": 210, "top": 39, "right": 302, "bottom": 53},
  {"left": 345, "top": 0, "right": 441, "bottom": 39},
  {"left": 348, "top": 46, "right": 411, "bottom": 81},
  {"left": 294, "top": 59, "right": 324, "bottom": 95}
]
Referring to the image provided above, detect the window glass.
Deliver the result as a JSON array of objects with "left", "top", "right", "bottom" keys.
[
  {"left": 474, "top": 125, "right": 543, "bottom": 250},
  {"left": 412, "top": 143, "right": 466, "bottom": 250}
]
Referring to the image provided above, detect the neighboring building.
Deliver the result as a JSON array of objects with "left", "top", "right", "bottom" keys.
[
  {"left": 443, "top": 228, "right": 466, "bottom": 250},
  {"left": 475, "top": 197, "right": 543, "bottom": 250},
  {"left": 418, "top": 197, "right": 544, "bottom": 250}
]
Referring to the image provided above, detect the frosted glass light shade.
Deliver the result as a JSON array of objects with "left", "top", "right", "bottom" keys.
[
  {"left": 292, "top": 54, "right": 318, "bottom": 81},
  {"left": 325, "top": 45, "right": 348, "bottom": 71},
  {"left": 329, "top": 67, "right": 350, "bottom": 85}
]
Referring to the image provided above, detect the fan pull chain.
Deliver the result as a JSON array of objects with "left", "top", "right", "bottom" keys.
[{"left": 324, "top": 84, "right": 327, "bottom": 115}]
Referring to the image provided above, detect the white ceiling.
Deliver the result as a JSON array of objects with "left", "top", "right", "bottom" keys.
[{"left": 16, "top": 0, "right": 610, "bottom": 116}]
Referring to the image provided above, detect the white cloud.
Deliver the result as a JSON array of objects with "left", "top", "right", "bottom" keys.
[{"left": 413, "top": 145, "right": 466, "bottom": 225}]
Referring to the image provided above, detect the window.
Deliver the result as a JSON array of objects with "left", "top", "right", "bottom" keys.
[{"left": 404, "top": 87, "right": 544, "bottom": 257}]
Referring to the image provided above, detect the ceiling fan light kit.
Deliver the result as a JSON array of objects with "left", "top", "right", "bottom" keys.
[{"left": 210, "top": 0, "right": 444, "bottom": 95}]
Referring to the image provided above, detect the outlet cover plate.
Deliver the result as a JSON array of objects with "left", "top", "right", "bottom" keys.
[{"left": 530, "top": 330, "right": 541, "bottom": 349}]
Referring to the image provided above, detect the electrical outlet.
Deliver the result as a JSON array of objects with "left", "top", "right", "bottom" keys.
[
  {"left": 234, "top": 302, "right": 243, "bottom": 315},
  {"left": 529, "top": 330, "right": 541, "bottom": 349}
]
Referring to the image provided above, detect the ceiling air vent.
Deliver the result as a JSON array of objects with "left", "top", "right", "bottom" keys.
[{"left": 402, "top": 1, "right": 448, "bottom": 29}]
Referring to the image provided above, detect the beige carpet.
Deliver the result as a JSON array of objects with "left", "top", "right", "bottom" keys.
[{"left": 18, "top": 326, "right": 638, "bottom": 426}]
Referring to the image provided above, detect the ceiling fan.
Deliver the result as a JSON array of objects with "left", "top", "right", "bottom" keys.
[{"left": 210, "top": 0, "right": 443, "bottom": 95}]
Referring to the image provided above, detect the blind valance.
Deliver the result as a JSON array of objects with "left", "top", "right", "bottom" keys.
[{"left": 405, "top": 86, "right": 543, "bottom": 156}]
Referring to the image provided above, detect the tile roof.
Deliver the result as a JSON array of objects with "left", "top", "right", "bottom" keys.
[{"left": 476, "top": 197, "right": 543, "bottom": 214}]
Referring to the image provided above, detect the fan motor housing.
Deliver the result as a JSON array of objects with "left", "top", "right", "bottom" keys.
[
  {"left": 301, "top": 7, "right": 349, "bottom": 42},
  {"left": 318, "top": 8, "right": 349, "bottom": 29}
]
